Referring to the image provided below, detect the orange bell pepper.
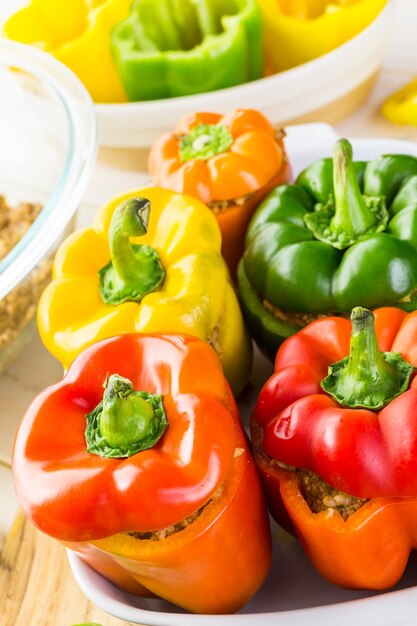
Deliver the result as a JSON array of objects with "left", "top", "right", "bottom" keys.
[
  {"left": 149, "top": 109, "right": 292, "bottom": 276},
  {"left": 13, "top": 333, "right": 271, "bottom": 613}
]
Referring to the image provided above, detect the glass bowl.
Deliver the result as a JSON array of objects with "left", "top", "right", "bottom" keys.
[{"left": 0, "top": 39, "right": 97, "bottom": 371}]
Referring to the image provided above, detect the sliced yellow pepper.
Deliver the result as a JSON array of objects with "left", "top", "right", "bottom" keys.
[
  {"left": 38, "top": 188, "right": 252, "bottom": 395},
  {"left": 257, "top": 0, "right": 387, "bottom": 72},
  {"left": 3, "top": 0, "right": 130, "bottom": 103},
  {"left": 382, "top": 79, "right": 417, "bottom": 126}
]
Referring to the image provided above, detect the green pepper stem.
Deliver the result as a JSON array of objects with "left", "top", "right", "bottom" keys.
[
  {"left": 347, "top": 307, "right": 394, "bottom": 386},
  {"left": 303, "top": 139, "right": 389, "bottom": 250},
  {"left": 98, "top": 197, "right": 165, "bottom": 305},
  {"left": 331, "top": 139, "right": 377, "bottom": 238},
  {"left": 85, "top": 374, "right": 168, "bottom": 458},
  {"left": 109, "top": 197, "right": 151, "bottom": 283},
  {"left": 321, "top": 307, "right": 415, "bottom": 409},
  {"left": 179, "top": 123, "right": 233, "bottom": 162},
  {"left": 99, "top": 375, "right": 154, "bottom": 450}
]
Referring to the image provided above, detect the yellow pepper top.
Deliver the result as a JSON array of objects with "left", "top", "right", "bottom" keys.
[
  {"left": 258, "top": 0, "right": 387, "bottom": 72},
  {"left": 3, "top": 0, "right": 130, "bottom": 102},
  {"left": 37, "top": 187, "right": 251, "bottom": 395}
]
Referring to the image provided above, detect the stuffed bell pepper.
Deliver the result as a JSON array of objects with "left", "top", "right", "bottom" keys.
[
  {"left": 38, "top": 189, "right": 251, "bottom": 395},
  {"left": 239, "top": 138, "right": 417, "bottom": 359},
  {"left": 251, "top": 306, "right": 417, "bottom": 589},
  {"left": 149, "top": 108, "right": 291, "bottom": 275},
  {"left": 13, "top": 333, "right": 272, "bottom": 613}
]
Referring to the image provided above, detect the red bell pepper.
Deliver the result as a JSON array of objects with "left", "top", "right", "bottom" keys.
[{"left": 252, "top": 307, "right": 417, "bottom": 589}]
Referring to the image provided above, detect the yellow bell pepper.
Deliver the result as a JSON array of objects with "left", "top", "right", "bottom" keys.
[
  {"left": 382, "top": 79, "right": 417, "bottom": 126},
  {"left": 38, "top": 188, "right": 252, "bottom": 395},
  {"left": 257, "top": 0, "right": 387, "bottom": 72},
  {"left": 3, "top": 0, "right": 130, "bottom": 103}
]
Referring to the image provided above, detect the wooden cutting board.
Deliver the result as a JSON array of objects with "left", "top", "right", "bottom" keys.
[{"left": 0, "top": 514, "right": 142, "bottom": 626}]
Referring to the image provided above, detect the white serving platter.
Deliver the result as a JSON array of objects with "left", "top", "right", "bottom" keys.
[
  {"left": 69, "top": 123, "right": 417, "bottom": 625},
  {"left": 68, "top": 532, "right": 417, "bottom": 626}
]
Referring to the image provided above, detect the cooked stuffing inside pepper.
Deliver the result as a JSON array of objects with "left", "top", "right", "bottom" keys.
[
  {"left": 208, "top": 194, "right": 252, "bottom": 214},
  {"left": 298, "top": 469, "right": 369, "bottom": 520},
  {"left": 265, "top": 452, "right": 368, "bottom": 520},
  {"left": 262, "top": 298, "right": 347, "bottom": 329},
  {"left": 125, "top": 485, "right": 223, "bottom": 541}
]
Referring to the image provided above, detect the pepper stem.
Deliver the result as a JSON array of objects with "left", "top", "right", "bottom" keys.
[
  {"left": 98, "top": 197, "right": 165, "bottom": 305},
  {"left": 321, "top": 307, "right": 415, "bottom": 410},
  {"left": 85, "top": 374, "right": 168, "bottom": 458},
  {"left": 179, "top": 123, "right": 233, "bottom": 162},
  {"left": 331, "top": 139, "right": 377, "bottom": 238},
  {"left": 304, "top": 139, "right": 388, "bottom": 249}
]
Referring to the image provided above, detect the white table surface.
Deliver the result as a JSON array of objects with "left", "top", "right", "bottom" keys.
[{"left": 1, "top": 0, "right": 417, "bottom": 545}]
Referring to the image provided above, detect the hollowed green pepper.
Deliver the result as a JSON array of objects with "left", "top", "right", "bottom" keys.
[
  {"left": 238, "top": 139, "right": 417, "bottom": 359},
  {"left": 110, "top": 0, "right": 263, "bottom": 101}
]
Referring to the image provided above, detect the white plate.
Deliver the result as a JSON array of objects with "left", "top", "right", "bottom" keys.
[
  {"left": 68, "top": 534, "right": 417, "bottom": 626},
  {"left": 68, "top": 124, "right": 417, "bottom": 624}
]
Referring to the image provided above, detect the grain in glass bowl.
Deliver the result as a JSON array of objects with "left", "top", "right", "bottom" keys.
[{"left": 0, "top": 40, "right": 97, "bottom": 372}]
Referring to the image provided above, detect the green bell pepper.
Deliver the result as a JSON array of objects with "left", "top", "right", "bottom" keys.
[
  {"left": 110, "top": 0, "right": 263, "bottom": 101},
  {"left": 238, "top": 139, "right": 417, "bottom": 360}
]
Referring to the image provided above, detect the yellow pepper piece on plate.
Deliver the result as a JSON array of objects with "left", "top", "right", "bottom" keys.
[
  {"left": 3, "top": 0, "right": 130, "bottom": 102},
  {"left": 257, "top": 0, "right": 387, "bottom": 72},
  {"left": 37, "top": 188, "right": 252, "bottom": 395},
  {"left": 382, "top": 79, "right": 417, "bottom": 126}
]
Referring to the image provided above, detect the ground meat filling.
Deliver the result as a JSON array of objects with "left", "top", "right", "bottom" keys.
[
  {"left": 298, "top": 469, "right": 369, "bottom": 521},
  {"left": 208, "top": 323, "right": 221, "bottom": 355},
  {"left": 265, "top": 454, "right": 368, "bottom": 521},
  {"left": 207, "top": 194, "right": 253, "bottom": 214},
  {"left": 125, "top": 485, "right": 224, "bottom": 542},
  {"left": 262, "top": 299, "right": 347, "bottom": 330},
  {"left": 207, "top": 304, "right": 226, "bottom": 357},
  {"left": 398, "top": 288, "right": 417, "bottom": 304},
  {"left": 252, "top": 417, "right": 368, "bottom": 521}
]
